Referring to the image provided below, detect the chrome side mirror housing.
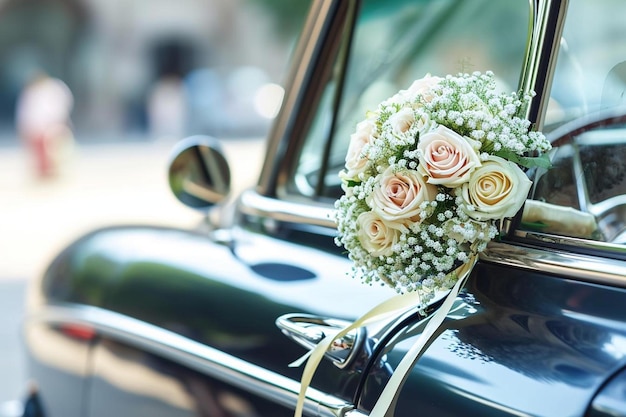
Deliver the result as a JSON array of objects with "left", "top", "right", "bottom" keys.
[{"left": 168, "top": 135, "right": 231, "bottom": 210}]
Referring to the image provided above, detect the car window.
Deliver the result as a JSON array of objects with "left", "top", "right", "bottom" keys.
[
  {"left": 288, "top": 0, "right": 530, "bottom": 200},
  {"left": 526, "top": 0, "right": 626, "bottom": 245},
  {"left": 543, "top": 0, "right": 626, "bottom": 129}
]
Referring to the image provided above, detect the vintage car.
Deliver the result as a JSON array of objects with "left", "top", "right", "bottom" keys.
[{"left": 22, "top": 0, "right": 626, "bottom": 416}]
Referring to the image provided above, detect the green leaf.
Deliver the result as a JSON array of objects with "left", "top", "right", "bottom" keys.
[{"left": 494, "top": 150, "right": 553, "bottom": 169}]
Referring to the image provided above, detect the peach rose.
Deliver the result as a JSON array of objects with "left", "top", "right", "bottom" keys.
[
  {"left": 342, "top": 119, "right": 377, "bottom": 181},
  {"left": 357, "top": 211, "right": 403, "bottom": 257},
  {"left": 417, "top": 125, "right": 481, "bottom": 188},
  {"left": 401, "top": 74, "right": 443, "bottom": 102},
  {"left": 460, "top": 155, "right": 532, "bottom": 221},
  {"left": 368, "top": 167, "right": 438, "bottom": 222}
]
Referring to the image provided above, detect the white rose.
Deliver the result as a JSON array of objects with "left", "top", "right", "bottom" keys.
[
  {"left": 401, "top": 74, "right": 443, "bottom": 102},
  {"left": 367, "top": 167, "right": 438, "bottom": 222},
  {"left": 341, "top": 119, "right": 377, "bottom": 181},
  {"left": 388, "top": 107, "right": 415, "bottom": 135},
  {"left": 460, "top": 155, "right": 532, "bottom": 221},
  {"left": 413, "top": 110, "right": 433, "bottom": 136},
  {"left": 357, "top": 211, "right": 403, "bottom": 257},
  {"left": 417, "top": 125, "right": 482, "bottom": 188},
  {"left": 387, "top": 107, "right": 433, "bottom": 138}
]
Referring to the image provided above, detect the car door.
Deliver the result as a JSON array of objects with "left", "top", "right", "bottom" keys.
[{"left": 334, "top": 1, "right": 626, "bottom": 416}]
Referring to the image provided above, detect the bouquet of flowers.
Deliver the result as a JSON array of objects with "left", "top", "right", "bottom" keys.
[{"left": 335, "top": 71, "right": 551, "bottom": 307}]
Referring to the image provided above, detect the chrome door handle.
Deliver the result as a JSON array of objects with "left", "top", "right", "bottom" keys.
[{"left": 276, "top": 313, "right": 364, "bottom": 368}]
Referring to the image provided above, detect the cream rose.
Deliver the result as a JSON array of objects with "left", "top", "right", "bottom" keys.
[
  {"left": 341, "top": 119, "right": 377, "bottom": 181},
  {"left": 401, "top": 74, "right": 443, "bottom": 102},
  {"left": 357, "top": 211, "right": 403, "bottom": 257},
  {"left": 367, "top": 167, "right": 438, "bottom": 222},
  {"left": 417, "top": 125, "right": 482, "bottom": 188},
  {"left": 460, "top": 155, "right": 532, "bottom": 221}
]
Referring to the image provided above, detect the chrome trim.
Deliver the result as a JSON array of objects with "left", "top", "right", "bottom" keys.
[
  {"left": 512, "top": 229, "right": 626, "bottom": 250},
  {"left": 482, "top": 240, "right": 626, "bottom": 288},
  {"left": 345, "top": 410, "right": 369, "bottom": 417},
  {"left": 258, "top": 0, "right": 335, "bottom": 194},
  {"left": 513, "top": 229, "right": 626, "bottom": 254},
  {"left": 28, "top": 304, "right": 355, "bottom": 417},
  {"left": 239, "top": 188, "right": 336, "bottom": 228},
  {"left": 240, "top": 187, "right": 626, "bottom": 287}
]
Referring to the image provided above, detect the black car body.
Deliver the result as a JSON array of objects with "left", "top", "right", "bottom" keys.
[{"left": 23, "top": 1, "right": 626, "bottom": 416}]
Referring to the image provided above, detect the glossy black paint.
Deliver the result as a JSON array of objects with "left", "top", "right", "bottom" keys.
[
  {"left": 587, "top": 367, "right": 626, "bottom": 417},
  {"left": 360, "top": 262, "right": 626, "bottom": 416},
  {"left": 34, "top": 225, "right": 393, "bottom": 412},
  {"left": 32, "top": 221, "right": 626, "bottom": 417}
]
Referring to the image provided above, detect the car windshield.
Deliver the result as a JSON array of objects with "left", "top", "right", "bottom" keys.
[{"left": 290, "top": 0, "right": 530, "bottom": 200}]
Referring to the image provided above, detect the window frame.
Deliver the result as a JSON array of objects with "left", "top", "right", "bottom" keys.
[{"left": 511, "top": 0, "right": 626, "bottom": 260}]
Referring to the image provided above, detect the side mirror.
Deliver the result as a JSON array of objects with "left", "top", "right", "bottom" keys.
[{"left": 168, "top": 135, "right": 231, "bottom": 209}]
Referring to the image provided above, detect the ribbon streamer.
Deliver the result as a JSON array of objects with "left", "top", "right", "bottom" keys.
[
  {"left": 291, "top": 256, "right": 477, "bottom": 417},
  {"left": 369, "top": 267, "right": 471, "bottom": 417}
]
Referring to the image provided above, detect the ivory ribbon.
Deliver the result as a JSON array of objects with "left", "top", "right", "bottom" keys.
[{"left": 291, "top": 256, "right": 477, "bottom": 417}]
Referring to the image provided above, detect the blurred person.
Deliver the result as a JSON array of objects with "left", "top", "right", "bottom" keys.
[
  {"left": 22, "top": 383, "right": 44, "bottom": 417},
  {"left": 15, "top": 73, "right": 74, "bottom": 179}
]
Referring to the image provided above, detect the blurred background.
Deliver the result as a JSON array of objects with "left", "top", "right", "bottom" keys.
[{"left": 0, "top": 0, "right": 311, "bottom": 414}]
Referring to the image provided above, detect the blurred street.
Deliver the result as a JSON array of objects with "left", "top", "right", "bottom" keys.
[
  {"left": 0, "top": 0, "right": 307, "bottom": 413},
  {"left": 0, "top": 136, "right": 265, "bottom": 413}
]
